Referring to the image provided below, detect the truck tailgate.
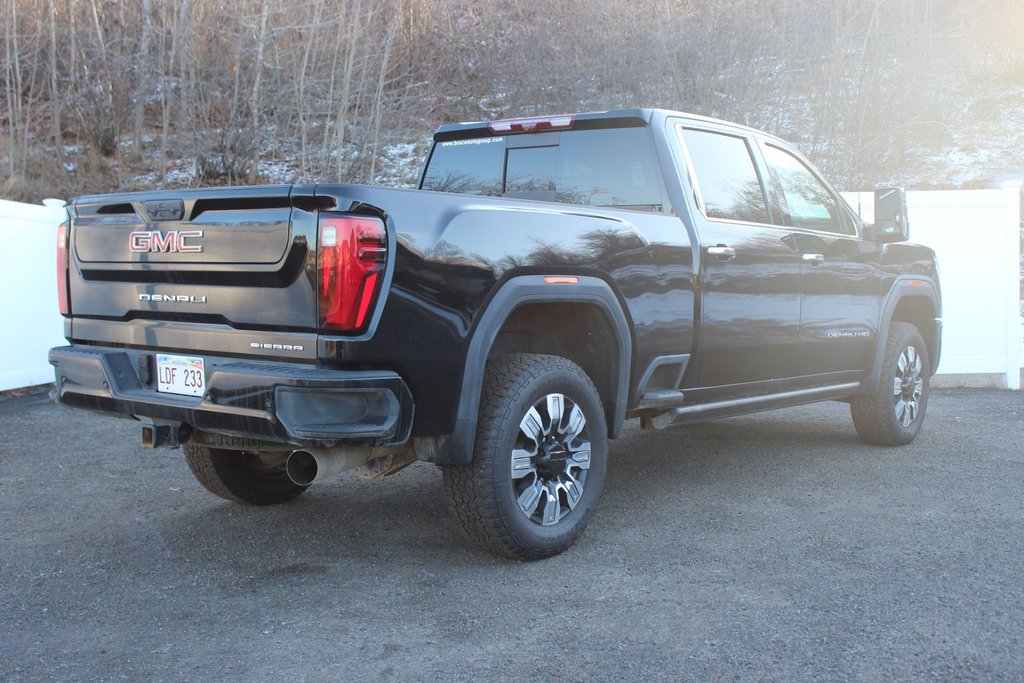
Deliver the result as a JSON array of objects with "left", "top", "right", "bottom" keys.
[{"left": 68, "top": 185, "right": 318, "bottom": 335}]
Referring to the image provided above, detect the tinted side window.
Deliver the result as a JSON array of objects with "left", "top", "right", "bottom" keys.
[
  {"left": 679, "top": 128, "right": 769, "bottom": 224},
  {"left": 421, "top": 137, "right": 505, "bottom": 196},
  {"left": 763, "top": 144, "right": 847, "bottom": 234}
]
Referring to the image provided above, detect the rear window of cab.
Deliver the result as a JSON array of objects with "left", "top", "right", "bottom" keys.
[{"left": 421, "top": 128, "right": 669, "bottom": 214}]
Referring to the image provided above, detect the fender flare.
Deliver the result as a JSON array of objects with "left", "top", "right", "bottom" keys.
[
  {"left": 858, "top": 277, "right": 942, "bottom": 394},
  {"left": 418, "top": 274, "right": 632, "bottom": 465}
]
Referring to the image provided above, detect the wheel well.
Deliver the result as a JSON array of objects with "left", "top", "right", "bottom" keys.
[
  {"left": 488, "top": 303, "right": 618, "bottom": 431},
  {"left": 890, "top": 295, "right": 938, "bottom": 366}
]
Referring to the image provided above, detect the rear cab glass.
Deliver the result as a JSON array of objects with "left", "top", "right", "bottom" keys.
[{"left": 421, "top": 127, "right": 670, "bottom": 214}]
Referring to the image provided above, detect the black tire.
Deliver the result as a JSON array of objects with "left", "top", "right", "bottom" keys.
[
  {"left": 183, "top": 442, "right": 307, "bottom": 505},
  {"left": 442, "top": 354, "right": 608, "bottom": 561},
  {"left": 851, "top": 322, "right": 930, "bottom": 446}
]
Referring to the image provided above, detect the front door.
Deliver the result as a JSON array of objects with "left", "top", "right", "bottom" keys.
[{"left": 759, "top": 143, "right": 882, "bottom": 381}]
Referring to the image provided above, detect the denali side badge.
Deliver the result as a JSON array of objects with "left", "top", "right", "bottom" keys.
[
  {"left": 130, "top": 230, "right": 204, "bottom": 253},
  {"left": 826, "top": 330, "right": 870, "bottom": 339}
]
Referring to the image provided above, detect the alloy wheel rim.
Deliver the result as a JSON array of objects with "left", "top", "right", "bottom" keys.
[
  {"left": 892, "top": 345, "right": 924, "bottom": 427},
  {"left": 510, "top": 393, "right": 591, "bottom": 527}
]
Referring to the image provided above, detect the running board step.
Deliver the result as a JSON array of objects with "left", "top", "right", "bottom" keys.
[
  {"left": 634, "top": 390, "right": 686, "bottom": 412},
  {"left": 648, "top": 382, "right": 861, "bottom": 430}
]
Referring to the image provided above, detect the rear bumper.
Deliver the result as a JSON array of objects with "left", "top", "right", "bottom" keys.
[{"left": 48, "top": 345, "right": 414, "bottom": 447}]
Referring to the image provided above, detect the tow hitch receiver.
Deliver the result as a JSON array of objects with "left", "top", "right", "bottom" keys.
[{"left": 142, "top": 424, "right": 180, "bottom": 449}]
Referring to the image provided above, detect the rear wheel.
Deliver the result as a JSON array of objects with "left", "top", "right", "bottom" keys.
[
  {"left": 443, "top": 354, "right": 608, "bottom": 561},
  {"left": 851, "top": 322, "right": 930, "bottom": 446},
  {"left": 184, "top": 443, "right": 307, "bottom": 505}
]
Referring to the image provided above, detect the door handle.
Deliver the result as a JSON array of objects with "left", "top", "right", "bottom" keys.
[
  {"left": 707, "top": 245, "right": 736, "bottom": 261},
  {"left": 802, "top": 253, "right": 825, "bottom": 264}
]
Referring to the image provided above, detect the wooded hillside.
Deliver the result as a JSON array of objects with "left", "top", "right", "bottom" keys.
[{"left": 2, "top": 0, "right": 1022, "bottom": 201}]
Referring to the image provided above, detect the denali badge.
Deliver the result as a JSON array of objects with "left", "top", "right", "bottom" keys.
[
  {"left": 250, "top": 342, "right": 305, "bottom": 352},
  {"left": 139, "top": 294, "right": 207, "bottom": 304},
  {"left": 826, "top": 330, "right": 870, "bottom": 339},
  {"left": 130, "top": 230, "right": 204, "bottom": 253}
]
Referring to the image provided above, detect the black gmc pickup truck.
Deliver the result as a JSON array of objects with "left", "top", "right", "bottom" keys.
[{"left": 49, "top": 109, "right": 941, "bottom": 560}]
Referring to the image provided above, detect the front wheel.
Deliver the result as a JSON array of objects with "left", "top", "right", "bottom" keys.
[
  {"left": 851, "top": 322, "right": 930, "bottom": 446},
  {"left": 443, "top": 354, "right": 608, "bottom": 560}
]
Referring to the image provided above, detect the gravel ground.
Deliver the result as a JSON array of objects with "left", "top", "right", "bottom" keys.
[{"left": 1, "top": 388, "right": 1022, "bottom": 681}]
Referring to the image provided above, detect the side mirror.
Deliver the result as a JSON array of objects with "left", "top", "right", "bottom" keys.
[{"left": 869, "top": 187, "right": 909, "bottom": 243}]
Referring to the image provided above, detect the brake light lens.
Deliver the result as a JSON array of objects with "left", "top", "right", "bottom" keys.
[
  {"left": 317, "top": 214, "right": 387, "bottom": 331},
  {"left": 56, "top": 221, "right": 70, "bottom": 315},
  {"left": 488, "top": 115, "right": 575, "bottom": 134}
]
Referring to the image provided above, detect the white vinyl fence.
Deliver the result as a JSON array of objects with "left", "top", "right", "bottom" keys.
[
  {"left": 843, "top": 188, "right": 1022, "bottom": 390},
  {"left": 1, "top": 190, "right": 1021, "bottom": 391},
  {"left": 0, "top": 198, "right": 69, "bottom": 391}
]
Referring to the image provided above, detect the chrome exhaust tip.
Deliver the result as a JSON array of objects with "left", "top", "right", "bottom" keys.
[
  {"left": 285, "top": 450, "right": 319, "bottom": 487},
  {"left": 284, "top": 448, "right": 378, "bottom": 486}
]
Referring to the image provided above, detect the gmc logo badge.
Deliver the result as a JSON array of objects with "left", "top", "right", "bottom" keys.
[
  {"left": 145, "top": 199, "right": 184, "bottom": 221},
  {"left": 129, "top": 230, "right": 204, "bottom": 253}
]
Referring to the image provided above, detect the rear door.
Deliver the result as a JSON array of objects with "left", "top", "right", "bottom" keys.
[{"left": 675, "top": 124, "right": 803, "bottom": 395}]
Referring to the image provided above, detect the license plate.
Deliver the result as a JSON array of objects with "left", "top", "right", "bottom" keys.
[{"left": 155, "top": 354, "right": 206, "bottom": 397}]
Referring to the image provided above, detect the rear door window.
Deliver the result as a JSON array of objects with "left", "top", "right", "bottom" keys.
[
  {"left": 422, "top": 127, "right": 668, "bottom": 213},
  {"left": 678, "top": 128, "right": 770, "bottom": 224}
]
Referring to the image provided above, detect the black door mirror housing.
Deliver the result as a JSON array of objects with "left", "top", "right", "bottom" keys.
[{"left": 867, "top": 187, "right": 909, "bottom": 243}]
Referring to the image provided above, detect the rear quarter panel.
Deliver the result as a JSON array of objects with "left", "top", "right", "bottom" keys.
[{"left": 311, "top": 184, "right": 695, "bottom": 436}]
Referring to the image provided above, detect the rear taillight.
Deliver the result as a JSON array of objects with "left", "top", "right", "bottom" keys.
[
  {"left": 56, "top": 221, "right": 70, "bottom": 315},
  {"left": 317, "top": 214, "right": 387, "bottom": 331}
]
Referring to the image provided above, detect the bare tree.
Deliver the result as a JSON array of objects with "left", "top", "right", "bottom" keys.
[{"left": 2, "top": 0, "right": 1021, "bottom": 200}]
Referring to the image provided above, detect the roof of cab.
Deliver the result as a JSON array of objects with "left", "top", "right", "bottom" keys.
[
  {"left": 433, "top": 108, "right": 652, "bottom": 141},
  {"left": 432, "top": 107, "right": 783, "bottom": 144}
]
